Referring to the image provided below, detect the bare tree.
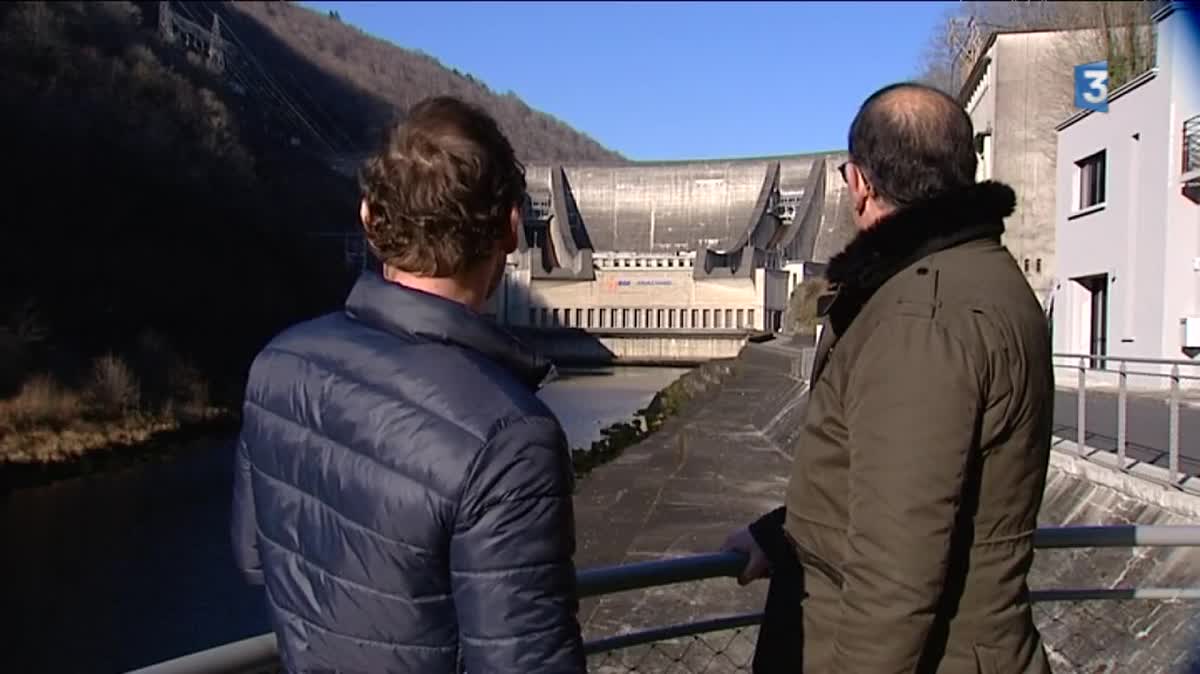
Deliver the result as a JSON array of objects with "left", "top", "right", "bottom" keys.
[
  {"left": 1047, "top": 1, "right": 1157, "bottom": 89},
  {"left": 917, "top": 1, "right": 1158, "bottom": 96}
]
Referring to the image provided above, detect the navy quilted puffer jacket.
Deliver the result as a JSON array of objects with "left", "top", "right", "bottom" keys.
[{"left": 231, "top": 272, "right": 585, "bottom": 673}]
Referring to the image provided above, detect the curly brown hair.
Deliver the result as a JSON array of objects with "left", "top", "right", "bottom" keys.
[{"left": 358, "top": 96, "right": 526, "bottom": 277}]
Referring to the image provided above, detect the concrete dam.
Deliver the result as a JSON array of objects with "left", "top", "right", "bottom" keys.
[{"left": 479, "top": 153, "right": 859, "bottom": 364}]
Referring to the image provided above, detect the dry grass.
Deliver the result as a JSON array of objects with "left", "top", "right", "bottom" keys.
[
  {"left": 0, "top": 375, "right": 82, "bottom": 432},
  {"left": 87, "top": 353, "right": 141, "bottom": 418},
  {"left": 0, "top": 350, "right": 228, "bottom": 465}
]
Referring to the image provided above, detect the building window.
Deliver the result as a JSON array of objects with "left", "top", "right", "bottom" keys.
[
  {"left": 575, "top": 308, "right": 583, "bottom": 327},
  {"left": 622, "top": 308, "right": 630, "bottom": 328},
  {"left": 541, "top": 308, "right": 549, "bottom": 327},
  {"left": 587, "top": 308, "right": 594, "bottom": 328},
  {"left": 1024, "top": 258, "right": 1030, "bottom": 273},
  {"left": 1035, "top": 258, "right": 1042, "bottom": 274},
  {"left": 529, "top": 308, "right": 538, "bottom": 326},
  {"left": 1076, "top": 150, "right": 1107, "bottom": 210},
  {"left": 748, "top": 309, "right": 756, "bottom": 328},
  {"left": 725, "top": 309, "right": 733, "bottom": 328},
  {"left": 736, "top": 309, "right": 744, "bottom": 328}
]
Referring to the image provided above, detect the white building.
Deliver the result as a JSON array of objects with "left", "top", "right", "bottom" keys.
[
  {"left": 960, "top": 27, "right": 1094, "bottom": 304},
  {"left": 1052, "top": 1, "right": 1200, "bottom": 381}
]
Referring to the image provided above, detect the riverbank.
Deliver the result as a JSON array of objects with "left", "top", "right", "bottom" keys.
[
  {"left": 0, "top": 364, "right": 719, "bottom": 672},
  {"left": 0, "top": 413, "right": 239, "bottom": 492},
  {"left": 571, "top": 360, "right": 734, "bottom": 478},
  {"left": 0, "top": 333, "right": 244, "bottom": 490}
]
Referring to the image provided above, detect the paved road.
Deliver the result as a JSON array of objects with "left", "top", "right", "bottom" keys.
[{"left": 1054, "top": 388, "right": 1200, "bottom": 478}]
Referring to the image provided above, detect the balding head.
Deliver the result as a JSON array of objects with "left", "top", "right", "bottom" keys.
[{"left": 846, "top": 82, "right": 977, "bottom": 210}]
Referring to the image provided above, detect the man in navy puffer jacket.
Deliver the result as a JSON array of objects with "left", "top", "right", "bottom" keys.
[{"left": 230, "top": 96, "right": 586, "bottom": 674}]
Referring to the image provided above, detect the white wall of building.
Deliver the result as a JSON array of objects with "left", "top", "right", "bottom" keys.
[
  {"left": 963, "top": 30, "right": 1086, "bottom": 304},
  {"left": 1053, "top": 3, "right": 1200, "bottom": 385}
]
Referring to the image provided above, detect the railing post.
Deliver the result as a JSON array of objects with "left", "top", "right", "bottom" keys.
[
  {"left": 1169, "top": 364, "right": 1181, "bottom": 486},
  {"left": 1077, "top": 356, "right": 1088, "bottom": 456},
  {"left": 1118, "top": 360, "right": 1128, "bottom": 470}
]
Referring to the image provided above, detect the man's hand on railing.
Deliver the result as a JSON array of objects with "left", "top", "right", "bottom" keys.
[{"left": 721, "top": 527, "right": 770, "bottom": 586}]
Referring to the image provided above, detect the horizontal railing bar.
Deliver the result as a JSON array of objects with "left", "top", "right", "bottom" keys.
[
  {"left": 578, "top": 527, "right": 1200, "bottom": 601},
  {"left": 584, "top": 588, "right": 1200, "bottom": 657},
  {"left": 1032, "top": 587, "right": 1200, "bottom": 602},
  {"left": 583, "top": 612, "right": 763, "bottom": 655},
  {"left": 1053, "top": 353, "right": 1200, "bottom": 367},
  {"left": 1051, "top": 366, "right": 1200, "bottom": 382},
  {"left": 1033, "top": 525, "right": 1200, "bottom": 549},
  {"left": 126, "top": 634, "right": 278, "bottom": 674},
  {"left": 583, "top": 586, "right": 1200, "bottom": 656},
  {"left": 577, "top": 551, "right": 744, "bottom": 598},
  {"left": 125, "top": 526, "right": 1200, "bottom": 673},
  {"left": 1052, "top": 363, "right": 1200, "bottom": 381}
]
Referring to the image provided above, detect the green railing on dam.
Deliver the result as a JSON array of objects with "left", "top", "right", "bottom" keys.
[{"left": 126, "top": 524, "right": 1200, "bottom": 674}]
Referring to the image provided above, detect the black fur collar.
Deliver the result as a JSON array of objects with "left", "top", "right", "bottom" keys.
[{"left": 825, "top": 180, "right": 1016, "bottom": 293}]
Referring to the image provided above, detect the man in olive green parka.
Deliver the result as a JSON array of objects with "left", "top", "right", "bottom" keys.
[{"left": 724, "top": 82, "right": 1054, "bottom": 674}]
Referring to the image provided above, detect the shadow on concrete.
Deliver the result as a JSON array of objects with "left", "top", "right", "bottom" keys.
[{"left": 1053, "top": 388, "right": 1200, "bottom": 478}]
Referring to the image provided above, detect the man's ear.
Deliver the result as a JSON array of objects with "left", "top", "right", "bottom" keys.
[
  {"left": 360, "top": 199, "right": 371, "bottom": 228},
  {"left": 848, "top": 164, "right": 871, "bottom": 215},
  {"left": 502, "top": 205, "right": 520, "bottom": 254}
]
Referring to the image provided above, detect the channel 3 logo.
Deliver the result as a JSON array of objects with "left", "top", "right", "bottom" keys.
[{"left": 1075, "top": 60, "right": 1109, "bottom": 113}]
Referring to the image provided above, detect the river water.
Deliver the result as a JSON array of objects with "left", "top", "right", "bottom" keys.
[{"left": 0, "top": 366, "right": 688, "bottom": 674}]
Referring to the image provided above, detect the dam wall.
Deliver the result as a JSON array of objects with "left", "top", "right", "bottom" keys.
[{"left": 510, "top": 327, "right": 765, "bottom": 366}]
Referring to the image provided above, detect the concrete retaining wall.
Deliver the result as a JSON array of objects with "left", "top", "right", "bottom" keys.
[
  {"left": 512, "top": 327, "right": 755, "bottom": 366},
  {"left": 1032, "top": 451, "right": 1200, "bottom": 672}
]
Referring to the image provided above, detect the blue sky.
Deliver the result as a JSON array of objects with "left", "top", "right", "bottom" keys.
[{"left": 302, "top": 1, "right": 956, "bottom": 160}]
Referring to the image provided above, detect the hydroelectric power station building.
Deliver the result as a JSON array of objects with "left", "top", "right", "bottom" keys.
[{"left": 484, "top": 152, "right": 856, "bottom": 338}]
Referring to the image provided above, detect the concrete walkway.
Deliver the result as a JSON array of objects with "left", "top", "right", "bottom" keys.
[{"left": 573, "top": 346, "right": 805, "bottom": 669}]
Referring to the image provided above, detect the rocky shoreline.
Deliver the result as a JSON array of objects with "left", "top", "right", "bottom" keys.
[{"left": 572, "top": 360, "right": 735, "bottom": 479}]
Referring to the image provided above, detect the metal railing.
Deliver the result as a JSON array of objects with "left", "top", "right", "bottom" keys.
[
  {"left": 1184, "top": 113, "right": 1200, "bottom": 175},
  {"left": 1052, "top": 353, "right": 1200, "bottom": 492},
  {"left": 127, "top": 524, "right": 1200, "bottom": 674}
]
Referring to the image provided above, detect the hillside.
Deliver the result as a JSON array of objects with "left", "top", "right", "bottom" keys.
[
  {"left": 194, "top": 0, "right": 625, "bottom": 163},
  {"left": 0, "top": 1, "right": 625, "bottom": 479},
  {"left": 0, "top": 0, "right": 353, "bottom": 472}
]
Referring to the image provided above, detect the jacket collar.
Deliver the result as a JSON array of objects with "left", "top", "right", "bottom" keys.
[
  {"left": 344, "top": 272, "right": 555, "bottom": 390},
  {"left": 820, "top": 181, "right": 1016, "bottom": 318}
]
